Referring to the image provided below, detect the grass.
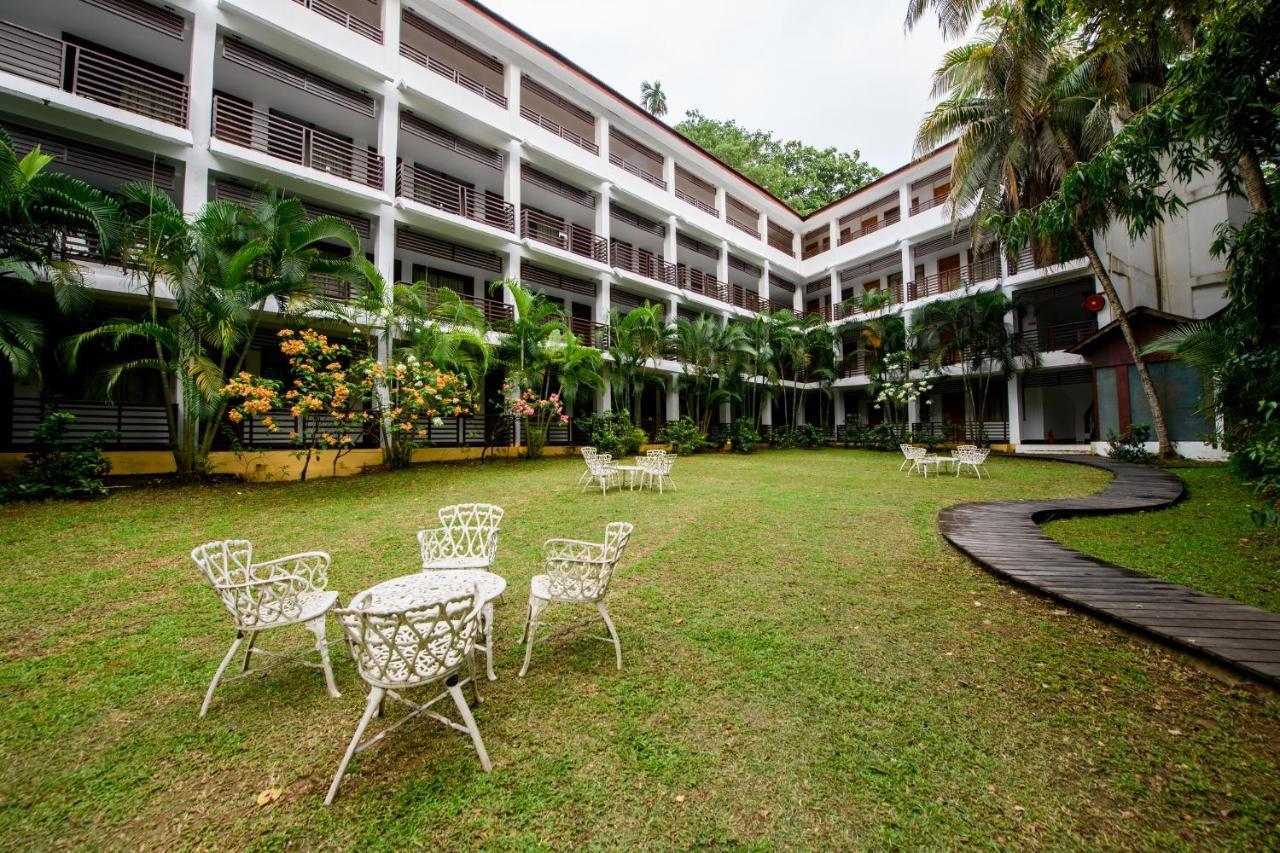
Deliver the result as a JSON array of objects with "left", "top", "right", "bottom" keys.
[
  {"left": 0, "top": 450, "right": 1277, "bottom": 849},
  {"left": 1046, "top": 465, "right": 1280, "bottom": 613}
]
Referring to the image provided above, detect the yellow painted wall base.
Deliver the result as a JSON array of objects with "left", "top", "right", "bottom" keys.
[{"left": 0, "top": 442, "right": 677, "bottom": 482}]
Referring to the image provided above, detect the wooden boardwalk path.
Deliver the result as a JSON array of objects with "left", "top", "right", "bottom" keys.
[{"left": 937, "top": 456, "right": 1280, "bottom": 686}]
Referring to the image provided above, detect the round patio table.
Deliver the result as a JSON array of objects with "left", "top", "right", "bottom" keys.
[
  {"left": 352, "top": 569, "right": 507, "bottom": 681},
  {"left": 613, "top": 464, "right": 644, "bottom": 490}
]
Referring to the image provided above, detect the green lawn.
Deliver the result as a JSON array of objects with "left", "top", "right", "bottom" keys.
[
  {"left": 1046, "top": 465, "right": 1280, "bottom": 613},
  {"left": 1, "top": 450, "right": 1277, "bottom": 849}
]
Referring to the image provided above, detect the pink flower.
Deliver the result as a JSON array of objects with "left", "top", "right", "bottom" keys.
[{"left": 560, "top": 415, "right": 569, "bottom": 424}]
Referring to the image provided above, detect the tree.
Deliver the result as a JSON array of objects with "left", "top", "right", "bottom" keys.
[
  {"left": 910, "top": 289, "right": 1037, "bottom": 442},
  {"left": 916, "top": 0, "right": 1175, "bottom": 455},
  {"left": 640, "top": 80, "right": 668, "bottom": 118},
  {"left": 675, "top": 111, "right": 881, "bottom": 215},
  {"left": 606, "top": 302, "right": 671, "bottom": 424},
  {"left": 0, "top": 128, "right": 116, "bottom": 378},
  {"left": 672, "top": 315, "right": 748, "bottom": 432}
]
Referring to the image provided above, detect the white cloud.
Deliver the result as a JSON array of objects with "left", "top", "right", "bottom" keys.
[{"left": 479, "top": 0, "right": 953, "bottom": 171}]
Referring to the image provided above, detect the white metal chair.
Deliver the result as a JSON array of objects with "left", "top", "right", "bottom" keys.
[
  {"left": 955, "top": 447, "right": 992, "bottom": 479},
  {"left": 577, "top": 446, "right": 599, "bottom": 486},
  {"left": 581, "top": 453, "right": 621, "bottom": 496},
  {"left": 190, "top": 540, "right": 341, "bottom": 718},
  {"left": 899, "top": 443, "right": 924, "bottom": 471},
  {"left": 325, "top": 586, "right": 490, "bottom": 804},
  {"left": 519, "top": 522, "right": 635, "bottom": 677},
  {"left": 418, "top": 503, "right": 505, "bottom": 570},
  {"left": 639, "top": 453, "right": 677, "bottom": 494}
]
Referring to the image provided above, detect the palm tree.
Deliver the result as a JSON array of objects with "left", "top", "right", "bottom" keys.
[
  {"left": 0, "top": 128, "right": 116, "bottom": 377},
  {"left": 915, "top": 1, "right": 1174, "bottom": 455},
  {"left": 741, "top": 311, "right": 784, "bottom": 427},
  {"left": 672, "top": 315, "right": 748, "bottom": 432},
  {"left": 489, "top": 278, "right": 564, "bottom": 391},
  {"left": 904, "top": 0, "right": 989, "bottom": 37},
  {"left": 640, "top": 80, "right": 668, "bottom": 118},
  {"left": 606, "top": 303, "right": 671, "bottom": 424},
  {"left": 910, "top": 288, "right": 1037, "bottom": 442}
]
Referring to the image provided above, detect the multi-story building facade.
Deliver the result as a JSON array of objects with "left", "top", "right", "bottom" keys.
[{"left": 0, "top": 0, "right": 1241, "bottom": 462}]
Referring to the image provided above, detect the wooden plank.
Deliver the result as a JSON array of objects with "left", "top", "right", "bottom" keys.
[{"left": 937, "top": 454, "right": 1279, "bottom": 688}]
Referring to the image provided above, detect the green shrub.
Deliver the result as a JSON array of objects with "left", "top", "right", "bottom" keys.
[
  {"left": 581, "top": 410, "right": 647, "bottom": 456},
  {"left": 1, "top": 412, "right": 115, "bottom": 501},
  {"left": 660, "top": 416, "right": 706, "bottom": 455},
  {"left": 1108, "top": 423, "right": 1156, "bottom": 464},
  {"left": 794, "top": 423, "right": 827, "bottom": 448},
  {"left": 730, "top": 417, "right": 760, "bottom": 453}
]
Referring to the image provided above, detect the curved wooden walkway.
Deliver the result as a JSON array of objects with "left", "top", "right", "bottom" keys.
[{"left": 938, "top": 456, "right": 1280, "bottom": 686}]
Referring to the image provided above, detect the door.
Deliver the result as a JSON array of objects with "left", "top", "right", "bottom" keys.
[{"left": 937, "top": 254, "right": 962, "bottom": 292}]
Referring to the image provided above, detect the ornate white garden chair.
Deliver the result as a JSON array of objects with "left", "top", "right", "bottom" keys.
[
  {"left": 902, "top": 444, "right": 929, "bottom": 476},
  {"left": 519, "top": 522, "right": 634, "bottom": 677},
  {"left": 577, "top": 447, "right": 599, "bottom": 486},
  {"left": 581, "top": 453, "right": 621, "bottom": 496},
  {"left": 955, "top": 447, "right": 992, "bottom": 479},
  {"left": 190, "top": 540, "right": 341, "bottom": 718},
  {"left": 639, "top": 453, "right": 677, "bottom": 494},
  {"left": 899, "top": 443, "right": 924, "bottom": 471},
  {"left": 325, "top": 586, "right": 491, "bottom": 805},
  {"left": 418, "top": 503, "right": 505, "bottom": 570}
]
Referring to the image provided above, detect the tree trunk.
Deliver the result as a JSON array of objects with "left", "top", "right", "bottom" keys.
[
  {"left": 1075, "top": 226, "right": 1174, "bottom": 458},
  {"left": 1237, "top": 152, "right": 1270, "bottom": 214}
]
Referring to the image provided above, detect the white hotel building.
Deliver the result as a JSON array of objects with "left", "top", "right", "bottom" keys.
[{"left": 0, "top": 0, "right": 1244, "bottom": 459}]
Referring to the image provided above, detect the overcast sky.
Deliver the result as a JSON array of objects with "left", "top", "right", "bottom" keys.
[{"left": 479, "top": 0, "right": 954, "bottom": 173}]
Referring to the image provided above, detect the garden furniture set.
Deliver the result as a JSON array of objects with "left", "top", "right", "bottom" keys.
[
  {"left": 901, "top": 443, "right": 993, "bottom": 479},
  {"left": 579, "top": 447, "right": 677, "bottom": 495},
  {"left": 190, "top": 503, "right": 635, "bottom": 805}
]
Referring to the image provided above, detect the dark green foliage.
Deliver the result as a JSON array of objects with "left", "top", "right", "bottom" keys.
[
  {"left": 582, "top": 410, "right": 647, "bottom": 456},
  {"left": 1, "top": 412, "right": 114, "bottom": 501},
  {"left": 674, "top": 111, "right": 880, "bottom": 215},
  {"left": 794, "top": 423, "right": 827, "bottom": 448},
  {"left": 659, "top": 416, "right": 707, "bottom": 455},
  {"left": 729, "top": 417, "right": 760, "bottom": 454},
  {"left": 1107, "top": 423, "right": 1156, "bottom": 464}
]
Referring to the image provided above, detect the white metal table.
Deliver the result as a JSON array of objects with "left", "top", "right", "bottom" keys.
[
  {"left": 352, "top": 570, "right": 508, "bottom": 681},
  {"left": 613, "top": 464, "right": 644, "bottom": 490}
]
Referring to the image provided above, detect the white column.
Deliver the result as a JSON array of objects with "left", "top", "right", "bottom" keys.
[
  {"left": 899, "top": 182, "right": 913, "bottom": 219},
  {"left": 663, "top": 156, "right": 676, "bottom": 196},
  {"left": 501, "top": 139, "right": 523, "bottom": 307},
  {"left": 1006, "top": 371, "right": 1022, "bottom": 448},
  {"left": 828, "top": 218, "right": 840, "bottom": 250},
  {"left": 833, "top": 390, "right": 846, "bottom": 427},
  {"left": 759, "top": 391, "right": 773, "bottom": 427},
  {"left": 666, "top": 374, "right": 679, "bottom": 422},
  {"left": 792, "top": 283, "right": 803, "bottom": 314},
  {"left": 595, "top": 181, "right": 611, "bottom": 244},
  {"left": 594, "top": 274, "right": 611, "bottom": 325},
  {"left": 664, "top": 215, "right": 678, "bottom": 264},
  {"left": 595, "top": 115, "right": 609, "bottom": 161},
  {"left": 907, "top": 397, "right": 920, "bottom": 428},
  {"left": 828, "top": 268, "right": 841, "bottom": 319},
  {"left": 181, "top": 8, "right": 217, "bottom": 214},
  {"left": 505, "top": 62, "right": 522, "bottom": 117},
  {"left": 758, "top": 210, "right": 769, "bottom": 240},
  {"left": 899, "top": 239, "right": 913, "bottom": 302},
  {"left": 1000, "top": 248, "right": 1010, "bottom": 281},
  {"left": 597, "top": 369, "right": 611, "bottom": 414},
  {"left": 791, "top": 229, "right": 801, "bottom": 259},
  {"left": 717, "top": 240, "right": 730, "bottom": 284},
  {"left": 757, "top": 259, "right": 770, "bottom": 304},
  {"left": 714, "top": 186, "right": 726, "bottom": 220}
]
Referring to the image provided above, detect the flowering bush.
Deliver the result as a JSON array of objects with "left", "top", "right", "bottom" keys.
[
  {"left": 871, "top": 351, "right": 934, "bottom": 424},
  {"left": 502, "top": 384, "right": 569, "bottom": 459},
  {"left": 222, "top": 329, "right": 477, "bottom": 478},
  {"left": 371, "top": 354, "right": 478, "bottom": 468}
]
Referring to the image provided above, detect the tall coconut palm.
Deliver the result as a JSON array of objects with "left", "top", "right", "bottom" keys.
[
  {"left": 673, "top": 315, "right": 748, "bottom": 432},
  {"left": 915, "top": 0, "right": 1174, "bottom": 455},
  {"left": 640, "top": 80, "right": 668, "bottom": 118},
  {"left": 0, "top": 129, "right": 117, "bottom": 377},
  {"left": 904, "top": 0, "right": 989, "bottom": 37}
]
